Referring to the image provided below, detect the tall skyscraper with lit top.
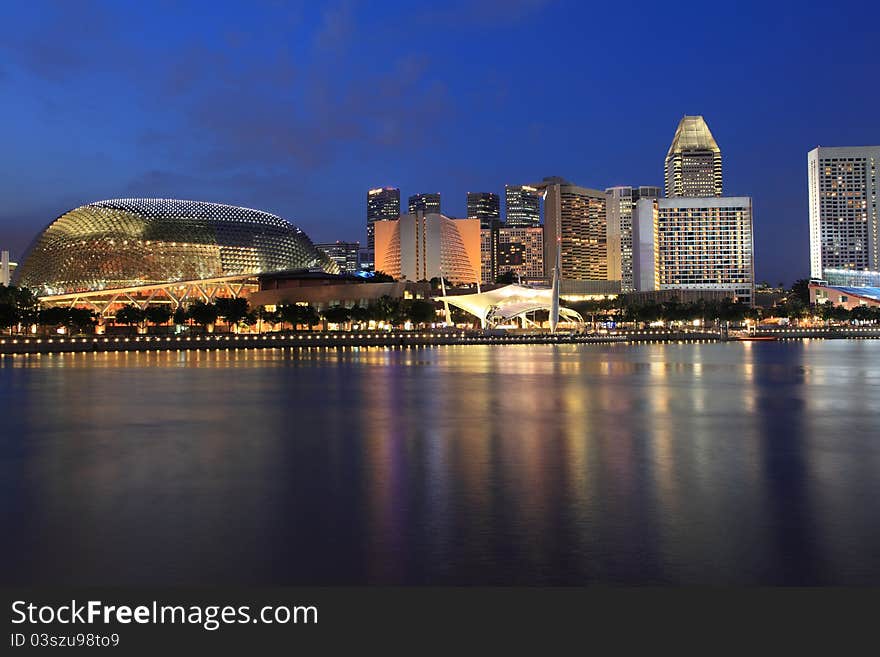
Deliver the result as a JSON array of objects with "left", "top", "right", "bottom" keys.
[
  {"left": 366, "top": 187, "right": 400, "bottom": 250},
  {"left": 505, "top": 185, "right": 540, "bottom": 227},
  {"left": 664, "top": 116, "right": 722, "bottom": 197},
  {"left": 808, "top": 146, "right": 880, "bottom": 280}
]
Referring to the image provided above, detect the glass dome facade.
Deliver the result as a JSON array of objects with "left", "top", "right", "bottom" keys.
[{"left": 15, "top": 199, "right": 338, "bottom": 295}]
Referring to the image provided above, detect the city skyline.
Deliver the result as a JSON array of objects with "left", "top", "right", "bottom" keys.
[{"left": 1, "top": 0, "right": 879, "bottom": 287}]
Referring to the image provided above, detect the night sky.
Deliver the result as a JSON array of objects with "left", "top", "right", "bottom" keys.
[{"left": 1, "top": 0, "right": 877, "bottom": 285}]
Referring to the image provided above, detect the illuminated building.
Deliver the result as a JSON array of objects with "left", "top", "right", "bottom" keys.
[
  {"left": 366, "top": 187, "right": 400, "bottom": 249},
  {"left": 538, "top": 177, "right": 609, "bottom": 282},
  {"left": 374, "top": 213, "right": 481, "bottom": 284},
  {"left": 316, "top": 241, "right": 360, "bottom": 275},
  {"left": 1, "top": 250, "right": 16, "bottom": 286},
  {"left": 480, "top": 226, "right": 543, "bottom": 284},
  {"left": 407, "top": 193, "right": 441, "bottom": 215},
  {"left": 633, "top": 197, "right": 754, "bottom": 304},
  {"left": 808, "top": 146, "right": 880, "bottom": 279},
  {"left": 505, "top": 184, "right": 540, "bottom": 228},
  {"left": 15, "top": 198, "right": 337, "bottom": 313},
  {"left": 810, "top": 283, "right": 880, "bottom": 309},
  {"left": 664, "top": 115, "right": 723, "bottom": 198},
  {"left": 466, "top": 192, "right": 501, "bottom": 229},
  {"left": 358, "top": 247, "right": 375, "bottom": 273},
  {"left": 606, "top": 186, "right": 660, "bottom": 292}
]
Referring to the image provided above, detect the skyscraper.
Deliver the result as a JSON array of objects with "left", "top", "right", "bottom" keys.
[
  {"left": 505, "top": 184, "right": 540, "bottom": 227},
  {"left": 408, "top": 193, "right": 441, "bottom": 215},
  {"left": 633, "top": 197, "right": 754, "bottom": 304},
  {"left": 480, "top": 226, "right": 543, "bottom": 284},
  {"left": 808, "top": 146, "right": 880, "bottom": 279},
  {"left": 606, "top": 186, "right": 660, "bottom": 292},
  {"left": 539, "top": 177, "right": 608, "bottom": 281},
  {"left": 367, "top": 187, "right": 400, "bottom": 250},
  {"left": 315, "top": 241, "right": 361, "bottom": 275},
  {"left": 466, "top": 192, "right": 501, "bottom": 229},
  {"left": 664, "top": 116, "right": 723, "bottom": 198}
]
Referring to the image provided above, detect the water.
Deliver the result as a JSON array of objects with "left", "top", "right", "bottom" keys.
[{"left": 1, "top": 340, "right": 879, "bottom": 585}]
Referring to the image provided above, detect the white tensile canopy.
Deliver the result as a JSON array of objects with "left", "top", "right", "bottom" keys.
[{"left": 434, "top": 284, "right": 584, "bottom": 329}]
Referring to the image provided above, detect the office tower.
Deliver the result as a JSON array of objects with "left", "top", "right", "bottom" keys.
[
  {"left": 374, "top": 213, "right": 481, "bottom": 283},
  {"left": 480, "top": 226, "right": 543, "bottom": 284},
  {"left": 366, "top": 187, "right": 400, "bottom": 249},
  {"left": 808, "top": 146, "right": 880, "bottom": 279},
  {"left": 1, "top": 251, "right": 9, "bottom": 286},
  {"left": 315, "top": 241, "right": 361, "bottom": 275},
  {"left": 538, "top": 177, "right": 607, "bottom": 281},
  {"left": 606, "top": 186, "right": 661, "bottom": 292},
  {"left": 467, "top": 192, "right": 501, "bottom": 229},
  {"left": 358, "top": 247, "right": 375, "bottom": 274},
  {"left": 407, "top": 193, "right": 441, "bottom": 215},
  {"left": 664, "top": 115, "right": 723, "bottom": 198},
  {"left": 505, "top": 184, "right": 540, "bottom": 227},
  {"left": 633, "top": 197, "right": 754, "bottom": 304}
]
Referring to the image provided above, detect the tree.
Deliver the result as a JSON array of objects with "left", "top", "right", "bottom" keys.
[
  {"left": 790, "top": 279, "right": 811, "bottom": 306},
  {"left": 371, "top": 270, "right": 394, "bottom": 283},
  {"left": 322, "top": 305, "right": 351, "bottom": 328},
  {"left": 186, "top": 301, "right": 219, "bottom": 329},
  {"left": 495, "top": 270, "right": 516, "bottom": 285},
  {"left": 173, "top": 305, "right": 188, "bottom": 327},
  {"left": 215, "top": 297, "right": 249, "bottom": 332},
  {"left": 0, "top": 285, "right": 40, "bottom": 333},
  {"left": 68, "top": 308, "right": 98, "bottom": 334},
  {"left": 277, "top": 303, "right": 300, "bottom": 331},
  {"left": 406, "top": 299, "right": 437, "bottom": 325},
  {"left": 349, "top": 305, "right": 371, "bottom": 327},
  {"left": 115, "top": 305, "right": 145, "bottom": 332},
  {"left": 145, "top": 306, "right": 173, "bottom": 327}
]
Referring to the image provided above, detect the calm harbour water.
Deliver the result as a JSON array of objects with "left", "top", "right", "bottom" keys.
[{"left": 1, "top": 340, "right": 879, "bottom": 585}]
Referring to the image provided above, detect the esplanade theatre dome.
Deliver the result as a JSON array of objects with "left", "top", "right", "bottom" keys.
[{"left": 15, "top": 199, "right": 338, "bottom": 295}]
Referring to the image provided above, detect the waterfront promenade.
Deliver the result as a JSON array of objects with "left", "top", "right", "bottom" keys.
[{"left": 2, "top": 326, "right": 880, "bottom": 354}]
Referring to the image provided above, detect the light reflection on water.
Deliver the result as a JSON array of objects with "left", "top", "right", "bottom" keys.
[{"left": 1, "top": 341, "right": 879, "bottom": 585}]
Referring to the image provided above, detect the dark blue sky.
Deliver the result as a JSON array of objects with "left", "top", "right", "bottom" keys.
[{"left": 1, "top": 0, "right": 877, "bottom": 285}]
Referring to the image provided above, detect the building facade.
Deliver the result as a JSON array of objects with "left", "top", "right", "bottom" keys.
[
  {"left": 315, "top": 241, "right": 361, "bottom": 275},
  {"left": 1, "top": 250, "right": 13, "bottom": 287},
  {"left": 407, "top": 193, "right": 441, "bottom": 215},
  {"left": 664, "top": 115, "right": 723, "bottom": 198},
  {"left": 505, "top": 184, "right": 540, "bottom": 228},
  {"left": 366, "top": 187, "right": 400, "bottom": 250},
  {"left": 480, "top": 226, "right": 543, "bottom": 284},
  {"left": 807, "top": 146, "right": 880, "bottom": 279},
  {"left": 374, "top": 213, "right": 481, "bottom": 284},
  {"left": 633, "top": 197, "right": 754, "bottom": 304},
  {"left": 540, "top": 178, "right": 608, "bottom": 282},
  {"left": 606, "top": 185, "right": 660, "bottom": 292},
  {"left": 466, "top": 192, "right": 501, "bottom": 229}
]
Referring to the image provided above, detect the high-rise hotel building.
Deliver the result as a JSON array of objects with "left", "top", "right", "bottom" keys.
[
  {"left": 808, "top": 146, "right": 880, "bottom": 280},
  {"left": 408, "top": 193, "right": 442, "bottom": 215},
  {"left": 505, "top": 185, "right": 540, "bottom": 228},
  {"left": 539, "top": 177, "right": 608, "bottom": 281},
  {"left": 366, "top": 187, "right": 400, "bottom": 249},
  {"left": 633, "top": 197, "right": 755, "bottom": 304},
  {"left": 606, "top": 186, "right": 660, "bottom": 292},
  {"left": 664, "top": 116, "right": 723, "bottom": 198},
  {"left": 467, "top": 192, "right": 501, "bottom": 229},
  {"left": 480, "top": 226, "right": 544, "bottom": 284}
]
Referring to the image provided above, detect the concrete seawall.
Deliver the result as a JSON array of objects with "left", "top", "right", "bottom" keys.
[
  {"left": 3, "top": 327, "right": 880, "bottom": 355},
  {"left": 0, "top": 330, "right": 726, "bottom": 354}
]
